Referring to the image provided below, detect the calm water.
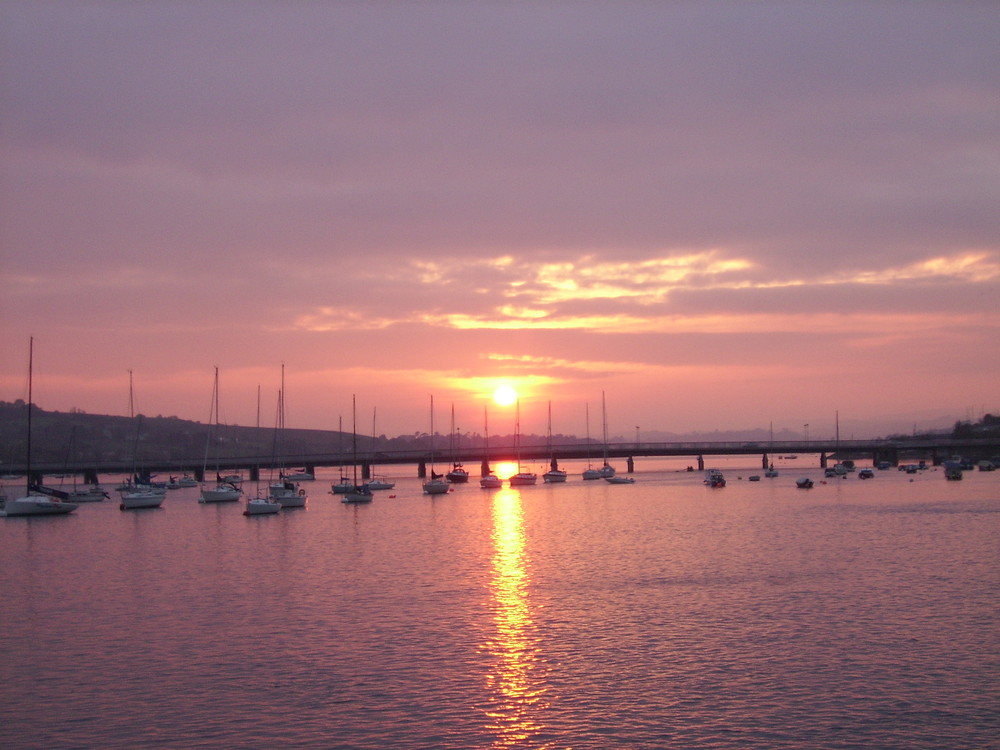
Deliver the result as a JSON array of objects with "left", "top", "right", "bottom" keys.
[{"left": 2, "top": 461, "right": 998, "bottom": 749}]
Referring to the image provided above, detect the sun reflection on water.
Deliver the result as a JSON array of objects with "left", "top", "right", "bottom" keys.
[{"left": 481, "top": 488, "right": 550, "bottom": 748}]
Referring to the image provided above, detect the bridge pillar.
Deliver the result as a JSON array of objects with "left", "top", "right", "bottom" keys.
[
  {"left": 697, "top": 455, "right": 704, "bottom": 471},
  {"left": 627, "top": 456, "right": 634, "bottom": 473},
  {"left": 305, "top": 464, "right": 316, "bottom": 476},
  {"left": 362, "top": 461, "right": 371, "bottom": 480},
  {"left": 481, "top": 459, "right": 490, "bottom": 477},
  {"left": 84, "top": 468, "right": 99, "bottom": 485},
  {"left": 194, "top": 467, "right": 204, "bottom": 482},
  {"left": 249, "top": 466, "right": 259, "bottom": 481},
  {"left": 820, "top": 453, "right": 827, "bottom": 468},
  {"left": 551, "top": 457, "right": 560, "bottom": 471},
  {"left": 762, "top": 453, "right": 769, "bottom": 469},
  {"left": 418, "top": 462, "right": 426, "bottom": 478}
]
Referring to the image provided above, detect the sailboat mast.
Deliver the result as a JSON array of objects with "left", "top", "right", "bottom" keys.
[
  {"left": 25, "top": 337, "right": 33, "bottom": 491},
  {"left": 352, "top": 394, "right": 358, "bottom": 484}
]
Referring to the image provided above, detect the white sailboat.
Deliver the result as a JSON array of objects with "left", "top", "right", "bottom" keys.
[
  {"left": 363, "top": 407, "right": 395, "bottom": 491},
  {"left": 542, "top": 400, "right": 568, "bottom": 483},
  {"left": 423, "top": 395, "right": 450, "bottom": 495},
  {"left": 342, "top": 395, "right": 373, "bottom": 504},
  {"left": 445, "top": 403, "right": 469, "bottom": 483},
  {"left": 582, "top": 403, "right": 602, "bottom": 480},
  {"left": 244, "top": 385, "right": 280, "bottom": 516},
  {"left": 199, "top": 367, "right": 243, "bottom": 503},
  {"left": 2, "top": 339, "right": 79, "bottom": 518},
  {"left": 508, "top": 399, "right": 537, "bottom": 486},
  {"left": 479, "top": 405, "right": 503, "bottom": 489},
  {"left": 269, "top": 368, "right": 305, "bottom": 508},
  {"left": 119, "top": 370, "right": 164, "bottom": 511},
  {"left": 597, "top": 390, "right": 616, "bottom": 478}
]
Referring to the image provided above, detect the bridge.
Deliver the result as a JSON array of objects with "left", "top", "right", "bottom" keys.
[{"left": 11, "top": 437, "right": 999, "bottom": 484}]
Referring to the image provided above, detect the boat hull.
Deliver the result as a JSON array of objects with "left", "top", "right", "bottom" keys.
[
  {"left": 120, "top": 492, "right": 164, "bottom": 510},
  {"left": 3, "top": 495, "right": 79, "bottom": 516},
  {"left": 543, "top": 470, "right": 568, "bottom": 483},
  {"left": 423, "top": 479, "right": 450, "bottom": 495},
  {"left": 244, "top": 498, "right": 281, "bottom": 515},
  {"left": 341, "top": 488, "right": 374, "bottom": 504},
  {"left": 200, "top": 486, "right": 242, "bottom": 503}
]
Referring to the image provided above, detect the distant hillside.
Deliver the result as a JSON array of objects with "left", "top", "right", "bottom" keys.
[
  {"left": 5, "top": 401, "right": 989, "bottom": 471},
  {"left": 0, "top": 401, "right": 576, "bottom": 469}
]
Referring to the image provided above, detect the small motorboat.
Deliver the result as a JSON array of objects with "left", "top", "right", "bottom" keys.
[
  {"left": 604, "top": 475, "right": 635, "bottom": 484},
  {"left": 704, "top": 469, "right": 726, "bottom": 488},
  {"left": 796, "top": 477, "right": 814, "bottom": 489}
]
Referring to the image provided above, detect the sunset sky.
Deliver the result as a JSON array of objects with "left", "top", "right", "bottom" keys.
[{"left": 2, "top": 2, "right": 998, "bottom": 440}]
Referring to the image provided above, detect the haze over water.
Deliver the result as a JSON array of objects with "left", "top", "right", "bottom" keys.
[{"left": 3, "top": 462, "right": 997, "bottom": 749}]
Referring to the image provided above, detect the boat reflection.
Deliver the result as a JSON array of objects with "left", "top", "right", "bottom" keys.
[{"left": 482, "top": 487, "right": 549, "bottom": 747}]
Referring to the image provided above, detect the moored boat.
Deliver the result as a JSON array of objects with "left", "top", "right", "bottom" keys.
[
  {"left": 605, "top": 475, "right": 635, "bottom": 484},
  {"left": 423, "top": 396, "right": 451, "bottom": 495},
  {"left": 120, "top": 488, "right": 164, "bottom": 510},
  {"left": 3, "top": 493, "right": 79, "bottom": 517},
  {"left": 244, "top": 496, "right": 281, "bottom": 515},
  {"left": 543, "top": 468, "right": 568, "bottom": 483},
  {"left": 479, "top": 473, "right": 503, "bottom": 489},
  {"left": 705, "top": 469, "right": 726, "bottom": 487},
  {"left": 796, "top": 477, "right": 814, "bottom": 489},
  {"left": 270, "top": 480, "right": 307, "bottom": 508},
  {"left": 509, "top": 471, "right": 537, "bottom": 486},
  {"left": 341, "top": 396, "right": 373, "bottom": 505}
]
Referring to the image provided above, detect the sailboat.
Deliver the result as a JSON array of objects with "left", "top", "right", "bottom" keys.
[
  {"left": 597, "top": 390, "right": 616, "bottom": 478},
  {"left": 764, "top": 422, "right": 779, "bottom": 477},
  {"left": 508, "top": 399, "right": 537, "bottom": 486},
  {"left": 363, "top": 407, "right": 395, "bottom": 491},
  {"left": 479, "top": 405, "right": 503, "bottom": 489},
  {"left": 2, "top": 338, "right": 79, "bottom": 517},
  {"left": 445, "top": 403, "right": 469, "bottom": 483},
  {"left": 423, "top": 395, "right": 450, "bottom": 495},
  {"left": 542, "top": 400, "right": 567, "bottom": 483},
  {"left": 244, "top": 385, "right": 280, "bottom": 516},
  {"left": 582, "top": 403, "right": 602, "bottom": 480},
  {"left": 268, "top": 367, "right": 306, "bottom": 508},
  {"left": 341, "top": 395, "right": 373, "bottom": 504},
  {"left": 200, "top": 367, "right": 243, "bottom": 503},
  {"left": 119, "top": 370, "right": 165, "bottom": 511},
  {"left": 330, "top": 415, "right": 354, "bottom": 494},
  {"left": 61, "top": 429, "right": 108, "bottom": 502}
]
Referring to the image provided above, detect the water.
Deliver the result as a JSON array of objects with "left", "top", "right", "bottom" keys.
[{"left": 2, "top": 462, "right": 998, "bottom": 749}]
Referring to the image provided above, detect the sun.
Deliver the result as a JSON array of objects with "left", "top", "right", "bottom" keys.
[{"left": 493, "top": 385, "right": 518, "bottom": 407}]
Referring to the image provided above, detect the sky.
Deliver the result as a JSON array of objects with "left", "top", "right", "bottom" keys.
[{"left": 2, "top": 1, "right": 998, "bottom": 441}]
